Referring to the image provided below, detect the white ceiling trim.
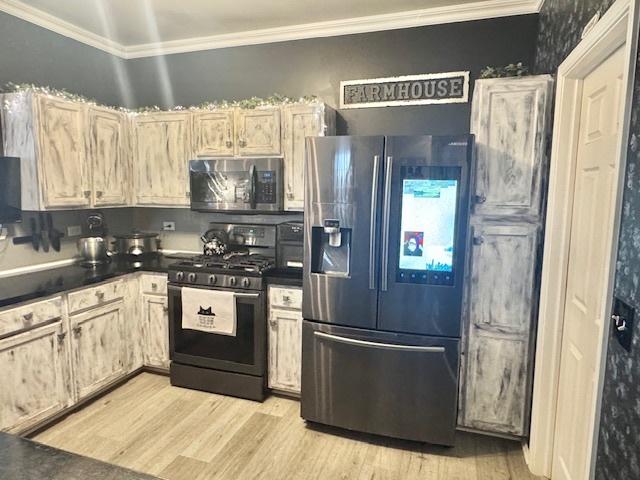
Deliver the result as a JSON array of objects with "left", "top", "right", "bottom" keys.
[
  {"left": 0, "top": 0, "right": 124, "bottom": 57},
  {"left": 0, "top": 0, "right": 543, "bottom": 59}
]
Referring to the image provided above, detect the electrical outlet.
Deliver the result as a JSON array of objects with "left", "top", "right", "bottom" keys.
[
  {"left": 67, "top": 225, "right": 82, "bottom": 237},
  {"left": 162, "top": 221, "right": 176, "bottom": 231}
]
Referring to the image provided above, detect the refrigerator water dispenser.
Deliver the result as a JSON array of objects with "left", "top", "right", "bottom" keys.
[{"left": 311, "top": 222, "right": 351, "bottom": 276}]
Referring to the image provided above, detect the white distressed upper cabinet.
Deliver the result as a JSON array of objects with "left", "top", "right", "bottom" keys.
[
  {"left": 268, "top": 285, "right": 303, "bottom": 395},
  {"left": 132, "top": 112, "right": 192, "bottom": 206},
  {"left": 88, "top": 107, "right": 129, "bottom": 206},
  {"left": 0, "top": 321, "right": 71, "bottom": 433},
  {"left": 470, "top": 76, "right": 553, "bottom": 217},
  {"left": 192, "top": 110, "right": 235, "bottom": 157},
  {"left": 235, "top": 108, "right": 281, "bottom": 156},
  {"left": 459, "top": 75, "right": 553, "bottom": 438},
  {"left": 282, "top": 104, "right": 335, "bottom": 210},
  {"left": 70, "top": 299, "right": 127, "bottom": 399},
  {"left": 1, "top": 92, "right": 90, "bottom": 210}
]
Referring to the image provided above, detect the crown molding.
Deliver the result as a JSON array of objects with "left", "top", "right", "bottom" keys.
[
  {"left": 0, "top": 0, "right": 542, "bottom": 60},
  {"left": 0, "top": 0, "right": 125, "bottom": 57}
]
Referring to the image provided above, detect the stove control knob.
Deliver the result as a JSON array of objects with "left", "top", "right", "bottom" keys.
[
  {"left": 241, "top": 277, "right": 251, "bottom": 288},
  {"left": 188, "top": 273, "right": 197, "bottom": 283},
  {"left": 229, "top": 276, "right": 237, "bottom": 286},
  {"left": 208, "top": 274, "right": 217, "bottom": 285},
  {"left": 176, "top": 271, "right": 185, "bottom": 281}
]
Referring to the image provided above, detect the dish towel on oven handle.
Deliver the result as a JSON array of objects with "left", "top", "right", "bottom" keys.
[{"left": 181, "top": 287, "right": 237, "bottom": 336}]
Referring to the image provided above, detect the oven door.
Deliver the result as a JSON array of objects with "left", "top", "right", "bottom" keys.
[
  {"left": 189, "top": 158, "right": 283, "bottom": 212},
  {"left": 168, "top": 284, "right": 266, "bottom": 376}
]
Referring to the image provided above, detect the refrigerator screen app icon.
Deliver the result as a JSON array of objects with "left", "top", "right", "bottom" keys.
[{"left": 398, "top": 178, "right": 458, "bottom": 283}]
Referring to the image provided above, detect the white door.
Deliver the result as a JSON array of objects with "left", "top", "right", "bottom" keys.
[
  {"left": 142, "top": 293, "right": 170, "bottom": 369},
  {"left": 268, "top": 307, "right": 302, "bottom": 394},
  {"left": 552, "top": 46, "right": 625, "bottom": 480}
]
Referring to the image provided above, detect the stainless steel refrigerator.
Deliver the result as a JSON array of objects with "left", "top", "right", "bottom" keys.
[{"left": 301, "top": 135, "right": 473, "bottom": 446}]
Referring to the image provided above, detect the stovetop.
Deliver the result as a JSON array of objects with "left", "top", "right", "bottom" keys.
[
  {"left": 169, "top": 253, "right": 276, "bottom": 274},
  {"left": 168, "top": 252, "right": 276, "bottom": 290}
]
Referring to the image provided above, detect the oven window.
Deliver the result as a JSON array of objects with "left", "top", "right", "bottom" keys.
[{"left": 173, "top": 302, "right": 256, "bottom": 365}]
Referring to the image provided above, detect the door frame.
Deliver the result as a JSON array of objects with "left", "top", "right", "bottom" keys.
[{"left": 525, "top": 0, "right": 639, "bottom": 477}]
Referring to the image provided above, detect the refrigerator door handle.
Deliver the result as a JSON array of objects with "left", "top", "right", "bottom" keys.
[
  {"left": 380, "top": 155, "right": 393, "bottom": 292},
  {"left": 369, "top": 155, "right": 381, "bottom": 290},
  {"left": 314, "top": 331, "right": 446, "bottom": 353}
]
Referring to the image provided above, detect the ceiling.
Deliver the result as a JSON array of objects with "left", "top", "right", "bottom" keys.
[{"left": 0, "top": 0, "right": 543, "bottom": 58}]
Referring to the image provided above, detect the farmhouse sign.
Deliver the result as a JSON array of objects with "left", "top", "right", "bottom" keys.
[{"left": 340, "top": 71, "right": 469, "bottom": 109}]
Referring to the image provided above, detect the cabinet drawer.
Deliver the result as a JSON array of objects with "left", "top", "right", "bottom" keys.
[
  {"left": 67, "top": 280, "right": 125, "bottom": 314},
  {"left": 269, "top": 286, "right": 302, "bottom": 310},
  {"left": 0, "top": 296, "right": 64, "bottom": 339},
  {"left": 140, "top": 274, "right": 168, "bottom": 295}
]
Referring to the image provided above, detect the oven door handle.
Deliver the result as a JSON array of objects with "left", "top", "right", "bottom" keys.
[{"left": 168, "top": 285, "right": 259, "bottom": 299}]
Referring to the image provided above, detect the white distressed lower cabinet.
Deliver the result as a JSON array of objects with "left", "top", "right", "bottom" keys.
[
  {"left": 69, "top": 296, "right": 128, "bottom": 400},
  {"left": 140, "top": 274, "right": 170, "bottom": 369},
  {"left": 0, "top": 302, "right": 71, "bottom": 433},
  {"left": 267, "top": 285, "right": 303, "bottom": 395}
]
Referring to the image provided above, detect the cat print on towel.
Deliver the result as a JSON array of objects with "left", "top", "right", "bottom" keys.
[{"left": 197, "top": 306, "right": 217, "bottom": 328}]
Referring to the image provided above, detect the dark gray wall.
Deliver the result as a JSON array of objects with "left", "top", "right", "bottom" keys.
[
  {"left": 534, "top": 1, "right": 640, "bottom": 479},
  {"left": 126, "top": 15, "right": 539, "bottom": 135},
  {"left": 0, "top": 11, "right": 131, "bottom": 107}
]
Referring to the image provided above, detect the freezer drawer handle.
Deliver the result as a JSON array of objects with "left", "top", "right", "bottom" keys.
[{"left": 314, "top": 331, "right": 445, "bottom": 353}]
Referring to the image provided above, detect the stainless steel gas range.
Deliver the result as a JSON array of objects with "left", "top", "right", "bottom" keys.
[{"left": 167, "top": 223, "right": 276, "bottom": 401}]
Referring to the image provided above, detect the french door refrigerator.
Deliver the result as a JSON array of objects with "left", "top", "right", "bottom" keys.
[{"left": 301, "top": 135, "right": 473, "bottom": 446}]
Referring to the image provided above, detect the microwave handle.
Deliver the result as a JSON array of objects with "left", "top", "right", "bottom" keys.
[{"left": 249, "top": 164, "right": 257, "bottom": 209}]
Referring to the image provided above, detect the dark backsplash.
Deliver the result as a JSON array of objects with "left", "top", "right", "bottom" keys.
[{"left": 534, "top": 1, "right": 640, "bottom": 478}]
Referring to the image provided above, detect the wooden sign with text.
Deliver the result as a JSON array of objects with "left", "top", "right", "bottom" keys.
[{"left": 340, "top": 72, "right": 469, "bottom": 109}]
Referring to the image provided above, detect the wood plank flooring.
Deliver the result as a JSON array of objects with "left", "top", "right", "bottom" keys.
[{"left": 33, "top": 373, "right": 542, "bottom": 480}]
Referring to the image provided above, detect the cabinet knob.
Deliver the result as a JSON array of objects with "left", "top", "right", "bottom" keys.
[
  {"left": 57, "top": 332, "right": 67, "bottom": 344},
  {"left": 151, "top": 283, "right": 158, "bottom": 290},
  {"left": 83, "top": 190, "right": 91, "bottom": 198},
  {"left": 474, "top": 194, "right": 487, "bottom": 204},
  {"left": 73, "top": 326, "right": 82, "bottom": 337},
  {"left": 473, "top": 236, "right": 485, "bottom": 246},
  {"left": 23, "top": 312, "right": 34, "bottom": 322},
  {"left": 95, "top": 291, "right": 105, "bottom": 301},
  {"left": 269, "top": 319, "right": 278, "bottom": 328},
  {"left": 96, "top": 191, "right": 103, "bottom": 198},
  {"left": 226, "top": 140, "right": 233, "bottom": 148},
  {"left": 163, "top": 305, "right": 169, "bottom": 314}
]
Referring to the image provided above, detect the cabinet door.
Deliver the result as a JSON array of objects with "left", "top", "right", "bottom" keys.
[
  {"left": 0, "top": 322, "right": 71, "bottom": 433},
  {"left": 460, "top": 223, "right": 539, "bottom": 436},
  {"left": 193, "top": 110, "right": 234, "bottom": 156},
  {"left": 71, "top": 300, "right": 127, "bottom": 399},
  {"left": 470, "top": 76, "right": 552, "bottom": 217},
  {"left": 282, "top": 105, "right": 323, "bottom": 211},
  {"left": 235, "top": 108, "right": 281, "bottom": 156},
  {"left": 37, "top": 96, "right": 90, "bottom": 208},
  {"left": 142, "top": 294, "right": 170, "bottom": 369},
  {"left": 89, "top": 107, "right": 128, "bottom": 206},
  {"left": 133, "top": 112, "right": 192, "bottom": 206},
  {"left": 268, "top": 307, "right": 302, "bottom": 394}
]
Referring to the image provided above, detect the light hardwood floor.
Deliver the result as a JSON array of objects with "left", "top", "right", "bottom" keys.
[{"left": 33, "top": 373, "right": 541, "bottom": 479}]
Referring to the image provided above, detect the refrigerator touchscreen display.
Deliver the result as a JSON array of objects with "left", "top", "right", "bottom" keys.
[{"left": 398, "top": 177, "right": 458, "bottom": 285}]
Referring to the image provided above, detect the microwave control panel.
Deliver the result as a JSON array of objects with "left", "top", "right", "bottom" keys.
[{"left": 256, "top": 170, "right": 277, "bottom": 204}]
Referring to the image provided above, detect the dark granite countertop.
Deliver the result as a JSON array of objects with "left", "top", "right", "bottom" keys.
[
  {"left": 0, "top": 255, "right": 186, "bottom": 308},
  {"left": 0, "top": 432, "right": 156, "bottom": 479}
]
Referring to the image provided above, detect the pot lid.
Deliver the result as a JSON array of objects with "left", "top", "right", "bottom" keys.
[{"left": 114, "top": 229, "right": 158, "bottom": 239}]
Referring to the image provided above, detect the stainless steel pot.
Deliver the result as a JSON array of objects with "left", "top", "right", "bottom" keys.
[
  {"left": 112, "top": 230, "right": 159, "bottom": 256},
  {"left": 77, "top": 236, "right": 111, "bottom": 265}
]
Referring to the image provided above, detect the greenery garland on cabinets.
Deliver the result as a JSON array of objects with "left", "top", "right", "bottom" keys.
[{"left": 0, "top": 82, "right": 319, "bottom": 113}]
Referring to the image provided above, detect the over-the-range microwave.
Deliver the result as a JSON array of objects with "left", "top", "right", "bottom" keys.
[{"left": 189, "top": 157, "right": 284, "bottom": 213}]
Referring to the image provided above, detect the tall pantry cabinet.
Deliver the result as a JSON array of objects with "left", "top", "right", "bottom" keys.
[{"left": 458, "top": 75, "right": 554, "bottom": 437}]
